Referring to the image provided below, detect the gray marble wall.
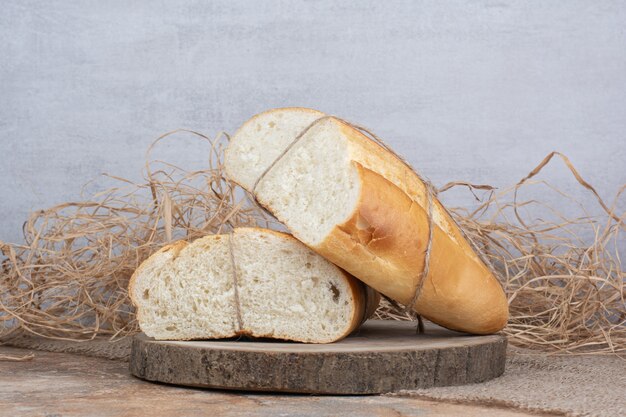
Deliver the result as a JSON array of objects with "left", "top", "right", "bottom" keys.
[{"left": 1, "top": 1, "right": 625, "bottom": 244}]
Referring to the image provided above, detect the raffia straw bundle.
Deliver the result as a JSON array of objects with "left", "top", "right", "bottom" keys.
[
  {"left": 375, "top": 152, "right": 625, "bottom": 354},
  {"left": 444, "top": 153, "right": 625, "bottom": 354},
  {"left": 1, "top": 132, "right": 624, "bottom": 353}
]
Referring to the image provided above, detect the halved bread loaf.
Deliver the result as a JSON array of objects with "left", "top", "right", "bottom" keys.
[
  {"left": 224, "top": 108, "right": 509, "bottom": 334},
  {"left": 129, "top": 227, "right": 378, "bottom": 343}
]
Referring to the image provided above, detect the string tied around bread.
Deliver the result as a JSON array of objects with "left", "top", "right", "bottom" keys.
[
  {"left": 248, "top": 117, "right": 430, "bottom": 332},
  {"left": 342, "top": 120, "right": 436, "bottom": 322},
  {"left": 226, "top": 234, "right": 244, "bottom": 332},
  {"left": 249, "top": 115, "right": 499, "bottom": 333}
]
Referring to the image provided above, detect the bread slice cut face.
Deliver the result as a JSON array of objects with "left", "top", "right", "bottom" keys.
[
  {"left": 225, "top": 107, "right": 509, "bottom": 335},
  {"left": 129, "top": 227, "right": 371, "bottom": 343}
]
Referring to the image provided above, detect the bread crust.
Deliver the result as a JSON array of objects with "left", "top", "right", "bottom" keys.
[
  {"left": 233, "top": 109, "right": 508, "bottom": 335},
  {"left": 334, "top": 119, "right": 508, "bottom": 334},
  {"left": 314, "top": 165, "right": 508, "bottom": 334}
]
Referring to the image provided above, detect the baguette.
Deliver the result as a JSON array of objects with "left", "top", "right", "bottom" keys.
[
  {"left": 129, "top": 227, "right": 378, "bottom": 343},
  {"left": 224, "top": 108, "right": 508, "bottom": 334}
]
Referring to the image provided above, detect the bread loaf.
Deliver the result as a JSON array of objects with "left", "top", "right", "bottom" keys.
[
  {"left": 224, "top": 108, "right": 509, "bottom": 334},
  {"left": 129, "top": 227, "right": 378, "bottom": 343}
]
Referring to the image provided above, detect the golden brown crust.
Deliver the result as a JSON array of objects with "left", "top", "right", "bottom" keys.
[
  {"left": 363, "top": 286, "right": 382, "bottom": 321},
  {"left": 341, "top": 268, "right": 369, "bottom": 334},
  {"left": 313, "top": 155, "right": 508, "bottom": 334}
]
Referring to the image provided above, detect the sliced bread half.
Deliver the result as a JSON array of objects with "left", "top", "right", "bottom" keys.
[{"left": 129, "top": 227, "right": 378, "bottom": 343}]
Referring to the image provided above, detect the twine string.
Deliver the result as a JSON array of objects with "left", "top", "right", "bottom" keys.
[
  {"left": 406, "top": 186, "right": 434, "bottom": 315},
  {"left": 344, "top": 121, "right": 438, "bottom": 332},
  {"left": 227, "top": 234, "right": 244, "bottom": 332},
  {"left": 252, "top": 116, "right": 334, "bottom": 194}
]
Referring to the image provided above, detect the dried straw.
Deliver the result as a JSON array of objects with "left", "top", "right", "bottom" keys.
[
  {"left": 440, "top": 153, "right": 625, "bottom": 354},
  {"left": 0, "top": 132, "right": 623, "bottom": 354},
  {"left": 372, "top": 154, "right": 624, "bottom": 356},
  {"left": 0, "top": 352, "right": 34, "bottom": 361}
]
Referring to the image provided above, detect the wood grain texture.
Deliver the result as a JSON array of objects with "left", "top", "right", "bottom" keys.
[{"left": 130, "top": 320, "right": 507, "bottom": 394}]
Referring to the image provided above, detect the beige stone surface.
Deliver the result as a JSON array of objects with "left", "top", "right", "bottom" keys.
[
  {"left": 0, "top": 345, "right": 541, "bottom": 417},
  {"left": 4, "top": 333, "right": 625, "bottom": 416}
]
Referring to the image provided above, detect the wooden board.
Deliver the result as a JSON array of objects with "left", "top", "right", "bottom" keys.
[
  {"left": 130, "top": 320, "right": 507, "bottom": 394},
  {"left": 2, "top": 344, "right": 538, "bottom": 417}
]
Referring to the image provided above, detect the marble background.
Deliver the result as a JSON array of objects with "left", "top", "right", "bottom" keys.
[{"left": 1, "top": 1, "right": 625, "bottom": 244}]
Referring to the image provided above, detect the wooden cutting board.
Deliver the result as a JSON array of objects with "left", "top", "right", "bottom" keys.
[{"left": 130, "top": 320, "right": 506, "bottom": 394}]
